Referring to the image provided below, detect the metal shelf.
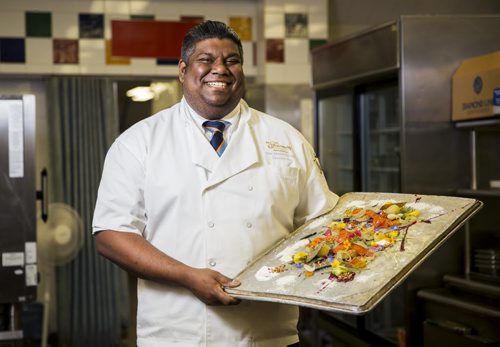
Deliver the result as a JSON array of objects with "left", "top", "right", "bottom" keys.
[
  {"left": 443, "top": 274, "right": 500, "bottom": 298},
  {"left": 454, "top": 117, "right": 500, "bottom": 129},
  {"left": 417, "top": 287, "right": 500, "bottom": 319},
  {"left": 456, "top": 189, "right": 500, "bottom": 198}
]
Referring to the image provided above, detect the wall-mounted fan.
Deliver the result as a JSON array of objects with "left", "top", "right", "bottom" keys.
[
  {"left": 37, "top": 202, "right": 84, "bottom": 347},
  {"left": 37, "top": 203, "right": 84, "bottom": 266}
]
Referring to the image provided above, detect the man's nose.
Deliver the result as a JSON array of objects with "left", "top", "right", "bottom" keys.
[{"left": 211, "top": 59, "right": 229, "bottom": 73}]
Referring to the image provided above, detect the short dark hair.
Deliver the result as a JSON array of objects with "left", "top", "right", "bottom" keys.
[{"left": 181, "top": 20, "right": 243, "bottom": 64}]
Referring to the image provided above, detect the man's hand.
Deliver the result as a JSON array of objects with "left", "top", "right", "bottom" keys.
[{"left": 183, "top": 268, "right": 241, "bottom": 306}]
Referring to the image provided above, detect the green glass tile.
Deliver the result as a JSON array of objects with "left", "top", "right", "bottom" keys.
[
  {"left": 309, "top": 39, "right": 327, "bottom": 51},
  {"left": 130, "top": 15, "right": 155, "bottom": 20},
  {"left": 26, "top": 12, "right": 52, "bottom": 38}
]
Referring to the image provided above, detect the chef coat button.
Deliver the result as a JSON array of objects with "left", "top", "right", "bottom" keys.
[
  {"left": 246, "top": 222, "right": 252, "bottom": 228},
  {"left": 248, "top": 186, "right": 253, "bottom": 191},
  {"left": 208, "top": 221, "right": 214, "bottom": 228},
  {"left": 208, "top": 260, "right": 216, "bottom": 267}
]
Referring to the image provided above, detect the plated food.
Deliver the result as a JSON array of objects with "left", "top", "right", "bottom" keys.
[
  {"left": 285, "top": 202, "right": 423, "bottom": 283},
  {"left": 226, "top": 193, "right": 481, "bottom": 313}
]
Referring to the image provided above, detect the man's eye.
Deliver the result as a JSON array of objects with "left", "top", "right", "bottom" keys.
[
  {"left": 227, "top": 59, "right": 241, "bottom": 65},
  {"left": 198, "top": 58, "right": 212, "bottom": 63}
]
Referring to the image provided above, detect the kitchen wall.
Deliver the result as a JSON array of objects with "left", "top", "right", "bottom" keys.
[
  {"left": 0, "top": 0, "right": 328, "bottom": 84},
  {"left": 0, "top": 0, "right": 329, "bottom": 145}
]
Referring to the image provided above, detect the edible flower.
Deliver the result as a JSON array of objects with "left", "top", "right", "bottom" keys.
[
  {"left": 406, "top": 210, "right": 420, "bottom": 217},
  {"left": 330, "top": 222, "right": 346, "bottom": 230},
  {"left": 293, "top": 251, "right": 308, "bottom": 264},
  {"left": 342, "top": 239, "right": 351, "bottom": 250},
  {"left": 388, "top": 230, "right": 399, "bottom": 239},
  {"left": 330, "top": 258, "right": 349, "bottom": 276},
  {"left": 330, "top": 258, "right": 342, "bottom": 268}
]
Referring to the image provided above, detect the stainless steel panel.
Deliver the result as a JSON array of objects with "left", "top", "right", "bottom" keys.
[
  {"left": 400, "top": 15, "right": 500, "bottom": 125},
  {"left": 399, "top": 15, "right": 500, "bottom": 194},
  {"left": 312, "top": 22, "right": 398, "bottom": 89},
  {"left": 0, "top": 95, "right": 37, "bottom": 303}
]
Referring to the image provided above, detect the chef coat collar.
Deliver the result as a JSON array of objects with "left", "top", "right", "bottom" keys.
[{"left": 182, "top": 97, "right": 259, "bottom": 189}]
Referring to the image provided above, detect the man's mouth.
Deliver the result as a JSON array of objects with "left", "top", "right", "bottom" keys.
[{"left": 206, "top": 81, "right": 229, "bottom": 88}]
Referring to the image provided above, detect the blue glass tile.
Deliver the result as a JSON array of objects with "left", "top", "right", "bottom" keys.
[
  {"left": 0, "top": 38, "right": 26, "bottom": 63},
  {"left": 157, "top": 58, "right": 179, "bottom": 65},
  {"left": 79, "top": 13, "right": 104, "bottom": 38}
]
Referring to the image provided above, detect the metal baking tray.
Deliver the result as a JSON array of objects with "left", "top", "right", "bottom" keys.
[{"left": 226, "top": 192, "right": 483, "bottom": 314}]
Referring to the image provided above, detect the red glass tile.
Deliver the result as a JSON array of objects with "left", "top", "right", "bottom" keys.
[{"left": 111, "top": 20, "right": 197, "bottom": 59}]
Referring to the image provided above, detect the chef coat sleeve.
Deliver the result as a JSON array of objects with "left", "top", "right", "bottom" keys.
[
  {"left": 294, "top": 141, "right": 339, "bottom": 228},
  {"left": 92, "top": 138, "right": 146, "bottom": 236}
]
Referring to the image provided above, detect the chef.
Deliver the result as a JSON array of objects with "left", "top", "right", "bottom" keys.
[{"left": 92, "top": 20, "right": 338, "bottom": 346}]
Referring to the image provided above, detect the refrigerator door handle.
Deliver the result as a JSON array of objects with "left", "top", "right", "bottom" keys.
[{"left": 36, "top": 168, "right": 48, "bottom": 222}]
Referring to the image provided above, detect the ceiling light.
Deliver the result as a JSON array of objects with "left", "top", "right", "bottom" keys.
[{"left": 126, "top": 86, "right": 155, "bottom": 102}]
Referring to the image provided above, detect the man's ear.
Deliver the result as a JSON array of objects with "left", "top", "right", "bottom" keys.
[{"left": 178, "top": 60, "right": 187, "bottom": 83}]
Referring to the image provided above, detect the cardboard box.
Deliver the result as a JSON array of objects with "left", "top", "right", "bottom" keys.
[{"left": 452, "top": 51, "right": 500, "bottom": 121}]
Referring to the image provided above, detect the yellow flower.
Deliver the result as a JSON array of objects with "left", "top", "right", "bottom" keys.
[
  {"left": 342, "top": 240, "right": 351, "bottom": 250},
  {"left": 388, "top": 231, "right": 399, "bottom": 239},
  {"left": 293, "top": 251, "right": 308, "bottom": 264},
  {"left": 331, "top": 258, "right": 342, "bottom": 268},
  {"left": 330, "top": 222, "right": 346, "bottom": 229}
]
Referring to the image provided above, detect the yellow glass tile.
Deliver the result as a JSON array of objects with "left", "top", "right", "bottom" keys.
[
  {"left": 229, "top": 17, "right": 252, "bottom": 41},
  {"left": 106, "top": 40, "right": 130, "bottom": 65}
]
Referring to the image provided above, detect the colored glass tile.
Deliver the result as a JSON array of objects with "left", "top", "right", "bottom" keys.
[
  {"left": 106, "top": 40, "right": 130, "bottom": 65},
  {"left": 0, "top": 38, "right": 25, "bottom": 63},
  {"left": 53, "top": 39, "right": 79, "bottom": 64},
  {"left": 111, "top": 20, "right": 196, "bottom": 59},
  {"left": 26, "top": 12, "right": 52, "bottom": 37},
  {"left": 157, "top": 58, "right": 179, "bottom": 65},
  {"left": 130, "top": 15, "right": 155, "bottom": 20},
  {"left": 229, "top": 17, "right": 252, "bottom": 41},
  {"left": 79, "top": 13, "right": 104, "bottom": 38},
  {"left": 309, "top": 39, "right": 327, "bottom": 51},
  {"left": 285, "top": 13, "right": 308, "bottom": 38},
  {"left": 266, "top": 39, "right": 284, "bottom": 63}
]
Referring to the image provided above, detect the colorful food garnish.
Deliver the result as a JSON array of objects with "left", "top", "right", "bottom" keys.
[{"left": 289, "top": 202, "right": 422, "bottom": 282}]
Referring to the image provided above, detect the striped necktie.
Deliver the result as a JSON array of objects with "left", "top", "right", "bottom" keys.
[{"left": 203, "top": 120, "right": 227, "bottom": 156}]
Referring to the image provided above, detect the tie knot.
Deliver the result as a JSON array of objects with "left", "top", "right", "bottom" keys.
[{"left": 203, "top": 120, "right": 226, "bottom": 133}]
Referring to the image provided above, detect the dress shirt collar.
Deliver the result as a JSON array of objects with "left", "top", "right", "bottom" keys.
[{"left": 182, "top": 97, "right": 241, "bottom": 141}]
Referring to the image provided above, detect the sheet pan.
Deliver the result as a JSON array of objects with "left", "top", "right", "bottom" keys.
[{"left": 225, "top": 192, "right": 482, "bottom": 314}]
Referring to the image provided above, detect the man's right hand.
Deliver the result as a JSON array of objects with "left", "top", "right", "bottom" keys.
[{"left": 182, "top": 268, "right": 241, "bottom": 306}]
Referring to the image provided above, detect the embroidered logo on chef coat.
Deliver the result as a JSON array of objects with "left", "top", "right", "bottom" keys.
[
  {"left": 265, "top": 141, "right": 295, "bottom": 165},
  {"left": 266, "top": 141, "right": 292, "bottom": 153}
]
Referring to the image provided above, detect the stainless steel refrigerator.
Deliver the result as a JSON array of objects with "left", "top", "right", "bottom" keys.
[
  {"left": 0, "top": 95, "right": 37, "bottom": 305},
  {"left": 310, "top": 15, "right": 500, "bottom": 346}
]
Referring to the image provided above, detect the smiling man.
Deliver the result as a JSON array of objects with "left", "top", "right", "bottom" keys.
[{"left": 92, "top": 21, "right": 338, "bottom": 346}]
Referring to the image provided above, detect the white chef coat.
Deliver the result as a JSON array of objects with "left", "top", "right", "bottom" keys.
[{"left": 92, "top": 97, "right": 338, "bottom": 347}]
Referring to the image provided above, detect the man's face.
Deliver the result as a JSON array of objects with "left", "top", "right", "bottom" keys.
[{"left": 179, "top": 38, "right": 245, "bottom": 120}]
